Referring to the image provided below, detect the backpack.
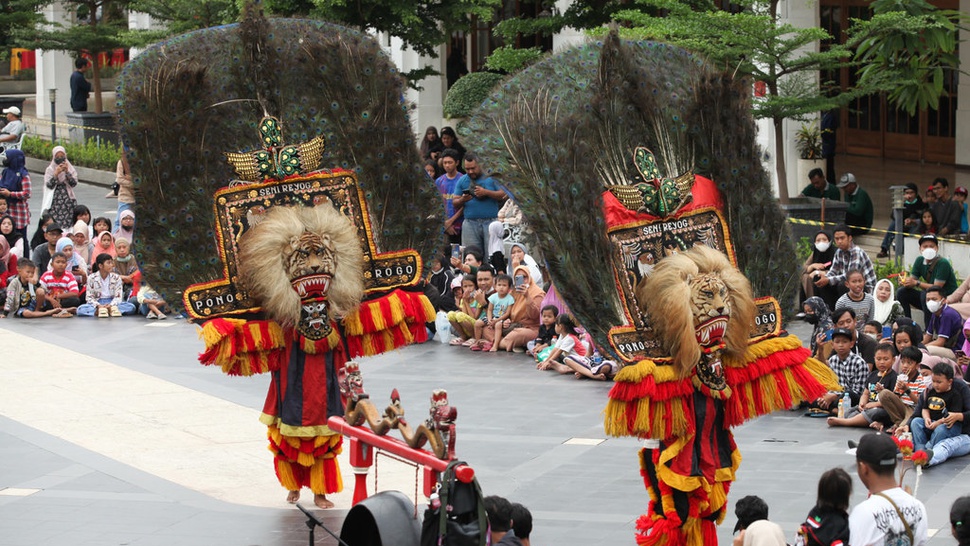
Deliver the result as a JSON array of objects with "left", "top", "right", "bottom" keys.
[{"left": 420, "top": 460, "right": 487, "bottom": 546}]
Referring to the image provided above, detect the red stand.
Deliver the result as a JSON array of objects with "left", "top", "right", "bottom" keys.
[{"left": 328, "top": 416, "right": 473, "bottom": 505}]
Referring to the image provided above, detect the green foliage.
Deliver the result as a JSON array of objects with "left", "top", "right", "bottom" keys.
[
  {"left": 484, "top": 45, "right": 544, "bottom": 73},
  {"left": 794, "top": 236, "right": 813, "bottom": 262},
  {"left": 795, "top": 121, "right": 822, "bottom": 160},
  {"left": 130, "top": 0, "right": 240, "bottom": 33},
  {"left": 13, "top": 68, "right": 35, "bottom": 81},
  {"left": 21, "top": 135, "right": 121, "bottom": 171},
  {"left": 13, "top": 1, "right": 167, "bottom": 113},
  {"left": 443, "top": 72, "right": 504, "bottom": 119},
  {"left": 875, "top": 258, "right": 906, "bottom": 288},
  {"left": 303, "top": 0, "right": 500, "bottom": 58},
  {"left": 846, "top": 0, "right": 966, "bottom": 116},
  {"left": 0, "top": 1, "right": 47, "bottom": 55}
]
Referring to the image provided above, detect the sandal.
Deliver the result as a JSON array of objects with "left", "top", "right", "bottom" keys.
[
  {"left": 97, "top": 307, "right": 109, "bottom": 318},
  {"left": 470, "top": 343, "right": 484, "bottom": 352},
  {"left": 462, "top": 338, "right": 477, "bottom": 347},
  {"left": 109, "top": 305, "right": 122, "bottom": 317},
  {"left": 53, "top": 310, "right": 73, "bottom": 318},
  {"left": 449, "top": 338, "right": 464, "bottom": 346},
  {"left": 481, "top": 342, "right": 493, "bottom": 351}
]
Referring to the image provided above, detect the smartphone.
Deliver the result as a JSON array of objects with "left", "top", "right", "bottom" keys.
[
  {"left": 451, "top": 243, "right": 462, "bottom": 261},
  {"left": 882, "top": 325, "right": 892, "bottom": 339},
  {"left": 514, "top": 274, "right": 525, "bottom": 289},
  {"left": 461, "top": 189, "right": 472, "bottom": 196},
  {"left": 825, "top": 329, "right": 834, "bottom": 341}
]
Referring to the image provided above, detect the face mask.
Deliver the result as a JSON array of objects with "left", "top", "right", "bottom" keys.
[
  {"left": 866, "top": 333, "right": 878, "bottom": 340},
  {"left": 904, "top": 198, "right": 917, "bottom": 205},
  {"left": 804, "top": 314, "right": 819, "bottom": 325},
  {"left": 54, "top": 157, "right": 66, "bottom": 165},
  {"left": 815, "top": 241, "right": 831, "bottom": 253},
  {"left": 926, "top": 300, "right": 942, "bottom": 313},
  {"left": 922, "top": 248, "right": 938, "bottom": 261}
]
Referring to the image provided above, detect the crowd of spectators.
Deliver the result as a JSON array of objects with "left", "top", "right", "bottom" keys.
[{"left": 0, "top": 148, "right": 170, "bottom": 320}]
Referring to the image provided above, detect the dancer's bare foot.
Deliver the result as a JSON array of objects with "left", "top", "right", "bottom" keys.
[
  {"left": 313, "top": 494, "right": 334, "bottom": 509},
  {"left": 286, "top": 490, "right": 300, "bottom": 504},
  {"left": 869, "top": 421, "right": 884, "bottom": 432}
]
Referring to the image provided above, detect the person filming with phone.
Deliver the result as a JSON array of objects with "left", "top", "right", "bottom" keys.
[{"left": 452, "top": 153, "right": 506, "bottom": 260}]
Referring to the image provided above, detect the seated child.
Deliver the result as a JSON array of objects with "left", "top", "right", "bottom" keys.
[
  {"left": 814, "top": 328, "right": 869, "bottom": 413},
  {"left": 862, "top": 320, "right": 885, "bottom": 342},
  {"left": 527, "top": 305, "right": 558, "bottom": 357},
  {"left": 906, "top": 362, "right": 965, "bottom": 454},
  {"left": 794, "top": 468, "right": 851, "bottom": 546},
  {"left": 447, "top": 274, "right": 482, "bottom": 346},
  {"left": 473, "top": 273, "right": 514, "bottom": 352},
  {"left": 112, "top": 237, "right": 140, "bottom": 300},
  {"left": 537, "top": 314, "right": 588, "bottom": 371},
  {"left": 137, "top": 282, "right": 170, "bottom": 319},
  {"left": 561, "top": 348, "right": 620, "bottom": 381},
  {"left": 827, "top": 343, "right": 898, "bottom": 428},
  {"left": 78, "top": 254, "right": 136, "bottom": 317},
  {"left": 1, "top": 260, "right": 60, "bottom": 318},
  {"left": 91, "top": 216, "right": 112, "bottom": 238},
  {"left": 39, "top": 252, "right": 80, "bottom": 316},
  {"left": 834, "top": 269, "right": 874, "bottom": 333},
  {"left": 70, "top": 220, "right": 93, "bottom": 265}
]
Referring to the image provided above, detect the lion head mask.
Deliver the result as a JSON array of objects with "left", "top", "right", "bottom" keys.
[
  {"left": 639, "top": 245, "right": 755, "bottom": 380},
  {"left": 237, "top": 205, "right": 364, "bottom": 337}
]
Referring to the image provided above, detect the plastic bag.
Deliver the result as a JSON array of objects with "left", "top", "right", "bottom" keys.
[{"left": 436, "top": 311, "right": 452, "bottom": 344}]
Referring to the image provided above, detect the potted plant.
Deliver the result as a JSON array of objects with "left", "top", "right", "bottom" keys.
[{"left": 794, "top": 120, "right": 826, "bottom": 195}]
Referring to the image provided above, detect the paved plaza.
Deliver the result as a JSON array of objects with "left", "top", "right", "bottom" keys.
[{"left": 2, "top": 180, "right": 969, "bottom": 545}]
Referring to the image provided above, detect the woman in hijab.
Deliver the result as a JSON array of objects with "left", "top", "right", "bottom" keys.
[
  {"left": 419, "top": 126, "right": 444, "bottom": 161},
  {"left": 802, "top": 296, "right": 834, "bottom": 358},
  {"left": 90, "top": 230, "right": 116, "bottom": 268},
  {"left": 497, "top": 265, "right": 546, "bottom": 352},
  {"left": 506, "top": 242, "right": 543, "bottom": 288},
  {"left": 0, "top": 149, "right": 31, "bottom": 243},
  {"left": 0, "top": 214, "right": 24, "bottom": 260},
  {"left": 801, "top": 230, "right": 836, "bottom": 310},
  {"left": 55, "top": 236, "right": 87, "bottom": 286},
  {"left": 44, "top": 146, "right": 79, "bottom": 229},
  {"left": 872, "top": 278, "right": 904, "bottom": 326}
]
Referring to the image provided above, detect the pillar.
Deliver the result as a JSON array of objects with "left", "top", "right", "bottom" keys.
[
  {"left": 35, "top": 2, "right": 73, "bottom": 118},
  {"left": 955, "top": 0, "right": 970, "bottom": 167}
]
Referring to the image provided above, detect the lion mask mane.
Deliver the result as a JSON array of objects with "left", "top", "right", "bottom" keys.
[
  {"left": 237, "top": 205, "right": 364, "bottom": 327},
  {"left": 640, "top": 245, "right": 755, "bottom": 377}
]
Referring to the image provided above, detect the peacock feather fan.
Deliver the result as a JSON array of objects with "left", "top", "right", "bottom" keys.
[
  {"left": 116, "top": 9, "right": 441, "bottom": 305},
  {"left": 461, "top": 30, "right": 797, "bottom": 358}
]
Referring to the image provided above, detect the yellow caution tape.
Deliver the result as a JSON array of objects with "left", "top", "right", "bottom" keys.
[{"left": 786, "top": 217, "right": 967, "bottom": 244}]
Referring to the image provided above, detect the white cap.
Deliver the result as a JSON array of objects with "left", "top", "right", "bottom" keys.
[
  {"left": 837, "top": 172, "right": 856, "bottom": 188},
  {"left": 2, "top": 106, "right": 21, "bottom": 116}
]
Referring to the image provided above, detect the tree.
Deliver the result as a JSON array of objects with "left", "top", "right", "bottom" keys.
[
  {"left": 129, "top": 0, "right": 239, "bottom": 34},
  {"left": 846, "top": 0, "right": 966, "bottom": 116},
  {"left": 15, "top": 0, "right": 165, "bottom": 113},
  {"left": 263, "top": 0, "right": 502, "bottom": 85},
  {"left": 0, "top": 1, "right": 48, "bottom": 63},
  {"left": 615, "top": 0, "right": 861, "bottom": 204}
]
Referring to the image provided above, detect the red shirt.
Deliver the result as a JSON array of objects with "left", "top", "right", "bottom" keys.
[{"left": 39, "top": 270, "right": 78, "bottom": 295}]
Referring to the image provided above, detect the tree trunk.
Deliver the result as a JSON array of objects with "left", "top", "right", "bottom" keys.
[{"left": 773, "top": 116, "right": 790, "bottom": 204}]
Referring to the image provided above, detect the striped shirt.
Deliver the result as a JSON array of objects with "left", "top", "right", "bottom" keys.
[
  {"left": 835, "top": 292, "right": 875, "bottom": 334},
  {"left": 39, "top": 270, "right": 79, "bottom": 295}
]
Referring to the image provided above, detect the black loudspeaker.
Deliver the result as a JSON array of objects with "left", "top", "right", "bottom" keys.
[{"left": 339, "top": 490, "right": 421, "bottom": 546}]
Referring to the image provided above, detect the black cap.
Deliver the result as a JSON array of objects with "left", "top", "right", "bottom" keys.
[
  {"left": 856, "top": 433, "right": 897, "bottom": 469},
  {"left": 45, "top": 223, "right": 62, "bottom": 233},
  {"left": 919, "top": 233, "right": 938, "bottom": 246},
  {"left": 831, "top": 327, "right": 854, "bottom": 341},
  {"left": 733, "top": 495, "right": 769, "bottom": 533},
  {"left": 904, "top": 182, "right": 919, "bottom": 193}
]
